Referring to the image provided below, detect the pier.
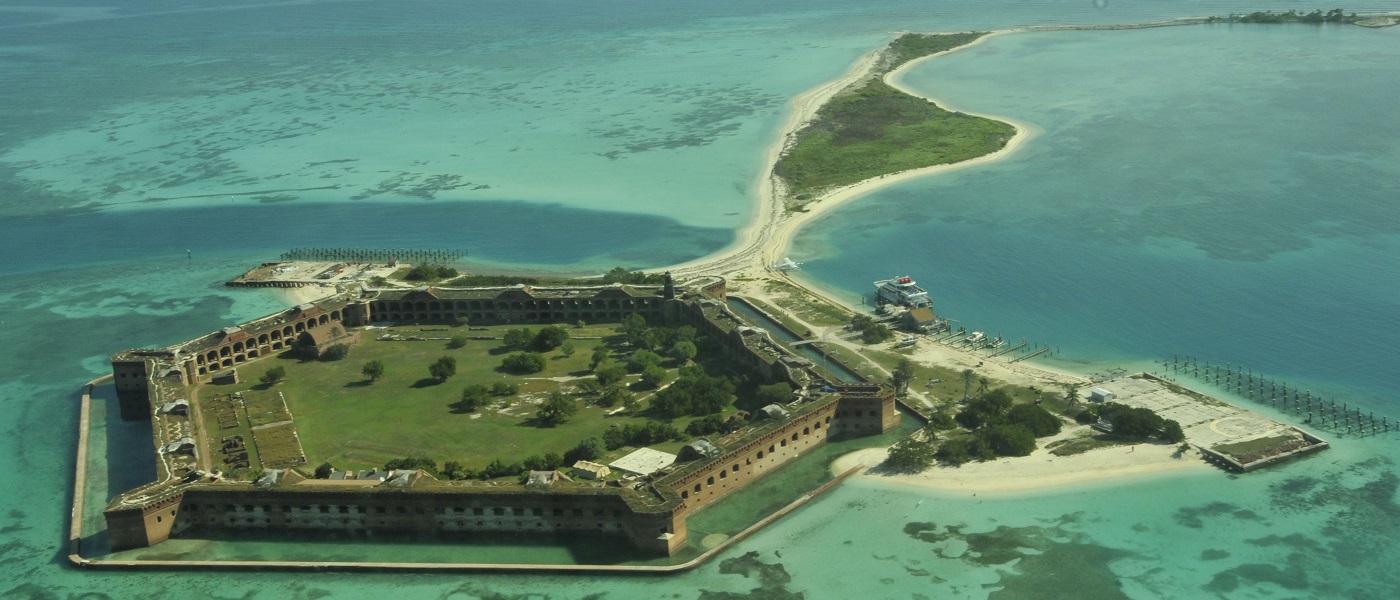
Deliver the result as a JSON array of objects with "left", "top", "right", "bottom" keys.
[
  {"left": 1161, "top": 354, "right": 1394, "bottom": 439},
  {"left": 279, "top": 247, "right": 467, "bottom": 265}
]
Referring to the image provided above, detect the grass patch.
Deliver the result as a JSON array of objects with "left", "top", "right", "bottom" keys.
[
  {"left": 1046, "top": 435, "right": 1126, "bottom": 457},
  {"left": 197, "top": 324, "right": 719, "bottom": 473},
  {"left": 1212, "top": 435, "right": 1297, "bottom": 459},
  {"left": 740, "top": 296, "right": 816, "bottom": 339},
  {"left": 761, "top": 279, "right": 851, "bottom": 329},
  {"left": 242, "top": 389, "right": 291, "bottom": 427},
  {"left": 251, "top": 422, "right": 306, "bottom": 469},
  {"left": 773, "top": 33, "right": 1014, "bottom": 199}
]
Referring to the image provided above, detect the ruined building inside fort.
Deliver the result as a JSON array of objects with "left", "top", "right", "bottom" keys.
[{"left": 106, "top": 273, "right": 898, "bottom": 557}]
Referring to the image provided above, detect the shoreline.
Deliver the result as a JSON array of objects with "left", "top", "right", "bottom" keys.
[{"left": 831, "top": 434, "right": 1212, "bottom": 495}]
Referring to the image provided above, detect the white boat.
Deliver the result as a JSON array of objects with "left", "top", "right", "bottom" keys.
[{"left": 873, "top": 275, "right": 932, "bottom": 308}]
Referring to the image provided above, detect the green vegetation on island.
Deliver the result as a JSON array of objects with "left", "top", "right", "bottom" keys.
[
  {"left": 774, "top": 32, "right": 1016, "bottom": 203},
  {"left": 1206, "top": 8, "right": 1358, "bottom": 24}
]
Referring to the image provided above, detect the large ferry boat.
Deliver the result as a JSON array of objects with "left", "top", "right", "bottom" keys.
[{"left": 873, "top": 275, "right": 932, "bottom": 308}]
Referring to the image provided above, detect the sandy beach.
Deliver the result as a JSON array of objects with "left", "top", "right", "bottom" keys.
[{"left": 832, "top": 426, "right": 1212, "bottom": 495}]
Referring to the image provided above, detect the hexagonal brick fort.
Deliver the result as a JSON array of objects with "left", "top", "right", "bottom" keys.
[{"left": 106, "top": 273, "right": 898, "bottom": 557}]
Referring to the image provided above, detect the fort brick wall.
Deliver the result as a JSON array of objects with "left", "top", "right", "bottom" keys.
[
  {"left": 664, "top": 402, "right": 838, "bottom": 513},
  {"left": 111, "top": 485, "right": 688, "bottom": 555},
  {"left": 101, "top": 276, "right": 902, "bottom": 558},
  {"left": 833, "top": 384, "right": 900, "bottom": 435},
  {"left": 107, "top": 492, "right": 184, "bottom": 550}
]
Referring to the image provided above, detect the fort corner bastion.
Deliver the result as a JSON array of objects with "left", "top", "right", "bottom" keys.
[{"left": 103, "top": 273, "right": 898, "bottom": 560}]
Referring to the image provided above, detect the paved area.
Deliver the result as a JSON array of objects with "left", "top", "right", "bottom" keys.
[{"left": 1096, "top": 376, "right": 1288, "bottom": 448}]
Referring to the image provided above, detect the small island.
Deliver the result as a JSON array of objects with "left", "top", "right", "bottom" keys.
[{"left": 774, "top": 32, "right": 1016, "bottom": 207}]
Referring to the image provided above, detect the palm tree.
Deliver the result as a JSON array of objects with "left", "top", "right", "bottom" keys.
[
  {"left": 977, "top": 376, "right": 990, "bottom": 395},
  {"left": 1065, "top": 385, "right": 1081, "bottom": 408},
  {"left": 961, "top": 369, "right": 975, "bottom": 400}
]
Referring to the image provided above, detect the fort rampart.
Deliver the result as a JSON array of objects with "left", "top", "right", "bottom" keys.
[{"left": 99, "top": 274, "right": 897, "bottom": 561}]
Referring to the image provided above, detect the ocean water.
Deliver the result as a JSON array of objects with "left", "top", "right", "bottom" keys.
[{"left": 4, "top": 1, "right": 1400, "bottom": 598}]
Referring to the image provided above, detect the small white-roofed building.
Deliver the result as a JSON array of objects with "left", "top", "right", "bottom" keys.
[{"left": 608, "top": 448, "right": 678, "bottom": 477}]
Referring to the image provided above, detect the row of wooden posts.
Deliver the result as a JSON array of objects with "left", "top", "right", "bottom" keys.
[
  {"left": 1163, "top": 355, "right": 1392, "bottom": 438},
  {"left": 279, "top": 247, "right": 468, "bottom": 265}
]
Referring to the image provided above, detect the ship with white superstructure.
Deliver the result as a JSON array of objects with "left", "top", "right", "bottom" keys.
[{"left": 873, "top": 275, "right": 932, "bottom": 309}]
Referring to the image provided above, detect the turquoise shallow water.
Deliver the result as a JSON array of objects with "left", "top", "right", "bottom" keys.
[{"left": 4, "top": 1, "right": 1400, "bottom": 598}]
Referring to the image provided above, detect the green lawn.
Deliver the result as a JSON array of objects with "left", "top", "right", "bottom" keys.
[{"left": 198, "top": 324, "right": 703, "bottom": 473}]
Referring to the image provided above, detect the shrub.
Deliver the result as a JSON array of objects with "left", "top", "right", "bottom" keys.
[
  {"left": 640, "top": 365, "right": 668, "bottom": 388},
  {"left": 627, "top": 350, "right": 664, "bottom": 373},
  {"left": 457, "top": 385, "right": 491, "bottom": 412},
  {"left": 926, "top": 412, "right": 958, "bottom": 430},
  {"left": 1006, "top": 403, "right": 1062, "bottom": 437},
  {"left": 976, "top": 425, "right": 1037, "bottom": 457},
  {"left": 447, "top": 335, "right": 468, "bottom": 349},
  {"left": 320, "top": 343, "right": 350, "bottom": 361},
  {"left": 522, "top": 452, "right": 564, "bottom": 471},
  {"left": 361, "top": 359, "right": 386, "bottom": 382},
  {"left": 596, "top": 383, "right": 631, "bottom": 408},
  {"left": 442, "top": 461, "right": 474, "bottom": 480},
  {"left": 563, "top": 438, "right": 604, "bottom": 465},
  {"left": 535, "top": 392, "right": 578, "bottom": 426},
  {"left": 479, "top": 458, "right": 523, "bottom": 479},
  {"left": 594, "top": 361, "right": 627, "bottom": 386},
  {"left": 603, "top": 421, "right": 683, "bottom": 450},
  {"left": 314, "top": 462, "right": 334, "bottom": 479},
  {"left": 428, "top": 356, "right": 457, "bottom": 381},
  {"left": 404, "top": 264, "right": 459, "bottom": 281},
  {"left": 533, "top": 326, "right": 569, "bottom": 352},
  {"left": 502, "top": 328, "right": 533, "bottom": 349},
  {"left": 935, "top": 439, "right": 972, "bottom": 465},
  {"left": 884, "top": 438, "right": 937, "bottom": 473},
  {"left": 651, "top": 365, "right": 735, "bottom": 417},
  {"left": 670, "top": 340, "right": 697, "bottom": 363},
  {"left": 384, "top": 455, "right": 438, "bottom": 476},
  {"left": 686, "top": 414, "right": 727, "bottom": 436},
  {"left": 502, "top": 352, "right": 547, "bottom": 374},
  {"left": 260, "top": 365, "right": 287, "bottom": 385},
  {"left": 490, "top": 382, "right": 519, "bottom": 397}
]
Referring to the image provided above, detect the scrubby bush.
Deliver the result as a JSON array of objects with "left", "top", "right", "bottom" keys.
[
  {"left": 321, "top": 343, "right": 350, "bottom": 361},
  {"left": 884, "top": 438, "right": 937, "bottom": 473},
  {"left": 640, "top": 365, "right": 668, "bottom": 388},
  {"left": 404, "top": 264, "right": 459, "bottom": 281},
  {"left": 563, "top": 437, "right": 604, "bottom": 465},
  {"left": 627, "top": 350, "right": 664, "bottom": 373},
  {"left": 603, "top": 421, "right": 683, "bottom": 450},
  {"left": 533, "top": 325, "right": 569, "bottom": 352},
  {"left": 685, "top": 414, "right": 727, "bottom": 437},
  {"left": 594, "top": 361, "right": 627, "bottom": 386},
  {"left": 502, "top": 352, "right": 547, "bottom": 374}
]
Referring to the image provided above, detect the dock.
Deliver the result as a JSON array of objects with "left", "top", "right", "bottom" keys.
[
  {"left": 226, "top": 261, "right": 402, "bottom": 289},
  {"left": 1101, "top": 374, "right": 1329, "bottom": 472}
]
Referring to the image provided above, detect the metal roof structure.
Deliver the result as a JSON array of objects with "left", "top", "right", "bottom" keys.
[{"left": 608, "top": 447, "right": 677, "bottom": 476}]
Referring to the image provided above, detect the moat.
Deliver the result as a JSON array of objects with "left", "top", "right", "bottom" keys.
[{"left": 76, "top": 268, "right": 922, "bottom": 570}]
